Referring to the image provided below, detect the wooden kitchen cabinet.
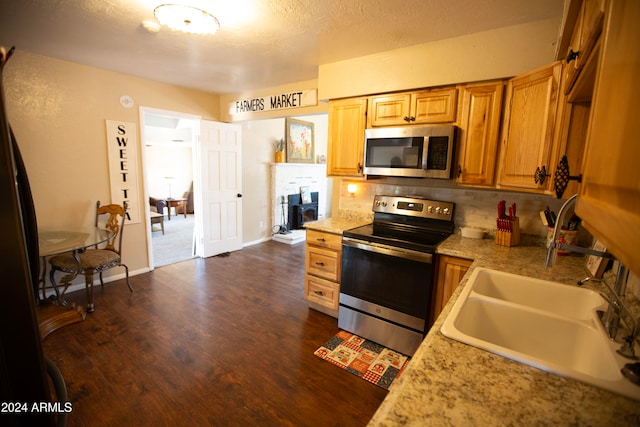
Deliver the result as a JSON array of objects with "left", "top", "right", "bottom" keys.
[
  {"left": 327, "top": 97, "right": 367, "bottom": 176},
  {"left": 554, "top": 101, "right": 591, "bottom": 197},
  {"left": 552, "top": 41, "right": 599, "bottom": 199},
  {"left": 455, "top": 81, "right": 505, "bottom": 187},
  {"left": 575, "top": 0, "right": 640, "bottom": 277},
  {"left": 367, "top": 87, "right": 458, "bottom": 127},
  {"left": 497, "top": 61, "right": 563, "bottom": 194},
  {"left": 549, "top": 0, "right": 603, "bottom": 199},
  {"left": 304, "top": 229, "right": 343, "bottom": 316},
  {"left": 563, "top": 0, "right": 605, "bottom": 95},
  {"left": 306, "top": 246, "right": 340, "bottom": 281},
  {"left": 430, "top": 255, "right": 472, "bottom": 324}
]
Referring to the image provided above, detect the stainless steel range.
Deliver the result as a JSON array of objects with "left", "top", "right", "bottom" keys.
[{"left": 339, "top": 194, "right": 455, "bottom": 356}]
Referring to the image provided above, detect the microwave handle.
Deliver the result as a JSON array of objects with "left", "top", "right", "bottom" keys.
[{"left": 421, "top": 136, "right": 430, "bottom": 170}]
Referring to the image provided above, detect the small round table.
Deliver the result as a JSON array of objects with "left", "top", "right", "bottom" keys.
[{"left": 37, "top": 228, "right": 114, "bottom": 339}]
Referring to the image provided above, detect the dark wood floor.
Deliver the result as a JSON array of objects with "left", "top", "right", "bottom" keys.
[{"left": 41, "top": 240, "right": 387, "bottom": 427}]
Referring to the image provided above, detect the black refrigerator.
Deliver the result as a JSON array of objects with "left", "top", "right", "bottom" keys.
[{"left": 0, "top": 47, "right": 57, "bottom": 426}]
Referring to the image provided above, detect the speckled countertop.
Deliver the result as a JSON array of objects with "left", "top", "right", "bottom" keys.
[
  {"left": 368, "top": 234, "right": 640, "bottom": 426},
  {"left": 304, "top": 216, "right": 370, "bottom": 235}
]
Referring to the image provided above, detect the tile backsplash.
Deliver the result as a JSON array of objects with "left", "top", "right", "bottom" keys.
[
  {"left": 337, "top": 178, "right": 639, "bottom": 300},
  {"left": 338, "top": 179, "right": 575, "bottom": 239}
]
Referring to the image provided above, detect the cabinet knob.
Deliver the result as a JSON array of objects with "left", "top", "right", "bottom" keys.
[
  {"left": 403, "top": 116, "right": 410, "bottom": 122},
  {"left": 357, "top": 162, "right": 363, "bottom": 173},
  {"left": 534, "top": 165, "right": 551, "bottom": 185},
  {"left": 316, "top": 238, "right": 326, "bottom": 242},
  {"left": 457, "top": 164, "right": 462, "bottom": 178},
  {"left": 566, "top": 49, "right": 580, "bottom": 64},
  {"left": 315, "top": 262, "right": 325, "bottom": 267},
  {"left": 553, "top": 155, "right": 584, "bottom": 198},
  {"left": 409, "top": 116, "right": 416, "bottom": 122},
  {"left": 314, "top": 290, "right": 324, "bottom": 296}
]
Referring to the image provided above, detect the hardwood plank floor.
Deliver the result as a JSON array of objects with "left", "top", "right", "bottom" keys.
[{"left": 42, "top": 241, "right": 387, "bottom": 426}]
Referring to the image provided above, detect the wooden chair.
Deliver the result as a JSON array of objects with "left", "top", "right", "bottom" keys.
[{"left": 49, "top": 201, "right": 132, "bottom": 312}]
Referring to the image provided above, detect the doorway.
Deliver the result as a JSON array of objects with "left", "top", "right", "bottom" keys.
[
  {"left": 140, "top": 108, "right": 244, "bottom": 268},
  {"left": 140, "top": 107, "right": 199, "bottom": 268}
]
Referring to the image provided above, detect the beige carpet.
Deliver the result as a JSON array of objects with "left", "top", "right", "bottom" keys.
[{"left": 151, "top": 214, "right": 195, "bottom": 267}]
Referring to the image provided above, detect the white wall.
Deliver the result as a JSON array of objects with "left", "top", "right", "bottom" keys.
[
  {"left": 318, "top": 18, "right": 562, "bottom": 100},
  {"left": 5, "top": 51, "right": 220, "bottom": 276}
]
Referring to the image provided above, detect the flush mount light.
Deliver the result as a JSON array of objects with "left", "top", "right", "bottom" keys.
[{"left": 153, "top": 3, "right": 220, "bottom": 35}]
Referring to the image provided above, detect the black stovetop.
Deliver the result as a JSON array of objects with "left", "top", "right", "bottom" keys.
[{"left": 342, "top": 223, "right": 451, "bottom": 253}]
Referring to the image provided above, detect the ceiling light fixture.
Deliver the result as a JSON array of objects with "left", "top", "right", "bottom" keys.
[{"left": 153, "top": 4, "right": 220, "bottom": 35}]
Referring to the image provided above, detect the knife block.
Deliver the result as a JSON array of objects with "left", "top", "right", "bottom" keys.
[{"left": 495, "top": 217, "right": 520, "bottom": 247}]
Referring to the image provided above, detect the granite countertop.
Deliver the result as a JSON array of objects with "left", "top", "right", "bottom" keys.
[
  {"left": 304, "top": 216, "right": 370, "bottom": 235},
  {"left": 369, "top": 234, "right": 640, "bottom": 426}
]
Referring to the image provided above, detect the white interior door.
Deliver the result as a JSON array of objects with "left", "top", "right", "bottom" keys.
[{"left": 196, "top": 120, "right": 243, "bottom": 257}]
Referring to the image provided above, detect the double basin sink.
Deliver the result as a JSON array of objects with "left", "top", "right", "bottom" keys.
[{"left": 441, "top": 268, "right": 640, "bottom": 400}]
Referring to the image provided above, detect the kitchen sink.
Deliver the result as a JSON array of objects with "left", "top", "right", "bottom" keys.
[
  {"left": 470, "top": 269, "right": 604, "bottom": 320},
  {"left": 441, "top": 268, "right": 640, "bottom": 400}
]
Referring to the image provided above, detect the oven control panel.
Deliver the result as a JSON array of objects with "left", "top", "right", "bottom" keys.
[{"left": 373, "top": 195, "right": 454, "bottom": 220}]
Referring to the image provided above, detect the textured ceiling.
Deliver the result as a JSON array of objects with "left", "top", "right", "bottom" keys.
[{"left": 0, "top": 0, "right": 565, "bottom": 94}]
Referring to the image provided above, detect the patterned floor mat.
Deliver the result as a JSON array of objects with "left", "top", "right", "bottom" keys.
[{"left": 314, "top": 330, "right": 410, "bottom": 390}]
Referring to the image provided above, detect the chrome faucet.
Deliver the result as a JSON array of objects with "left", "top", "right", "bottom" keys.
[
  {"left": 545, "top": 194, "right": 636, "bottom": 358},
  {"left": 546, "top": 194, "right": 578, "bottom": 267},
  {"left": 545, "top": 194, "right": 614, "bottom": 267},
  {"left": 578, "top": 265, "right": 637, "bottom": 359}
]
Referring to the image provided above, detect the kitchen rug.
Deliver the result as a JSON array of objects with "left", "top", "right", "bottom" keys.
[{"left": 314, "top": 330, "right": 410, "bottom": 390}]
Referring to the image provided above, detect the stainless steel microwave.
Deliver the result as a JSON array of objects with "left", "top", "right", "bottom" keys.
[{"left": 363, "top": 125, "right": 455, "bottom": 178}]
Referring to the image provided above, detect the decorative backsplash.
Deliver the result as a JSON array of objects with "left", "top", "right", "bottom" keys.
[
  {"left": 338, "top": 179, "right": 572, "bottom": 239},
  {"left": 336, "top": 179, "right": 640, "bottom": 300}
]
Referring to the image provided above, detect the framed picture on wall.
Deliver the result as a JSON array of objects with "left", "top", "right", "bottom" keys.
[
  {"left": 285, "top": 118, "right": 314, "bottom": 163},
  {"left": 300, "top": 186, "right": 311, "bottom": 204},
  {"left": 586, "top": 240, "right": 608, "bottom": 278}
]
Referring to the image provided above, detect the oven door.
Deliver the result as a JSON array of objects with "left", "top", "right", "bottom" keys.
[
  {"left": 340, "top": 238, "right": 433, "bottom": 320},
  {"left": 339, "top": 238, "right": 435, "bottom": 355}
]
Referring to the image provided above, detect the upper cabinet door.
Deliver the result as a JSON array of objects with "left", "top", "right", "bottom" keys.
[
  {"left": 576, "top": 0, "right": 640, "bottom": 276},
  {"left": 367, "top": 94, "right": 411, "bottom": 127},
  {"left": 564, "top": 0, "right": 605, "bottom": 95},
  {"left": 367, "top": 88, "right": 457, "bottom": 127},
  {"left": 455, "top": 81, "right": 504, "bottom": 187},
  {"left": 327, "top": 97, "right": 368, "bottom": 177},
  {"left": 497, "top": 61, "right": 563, "bottom": 193},
  {"left": 411, "top": 88, "right": 458, "bottom": 124}
]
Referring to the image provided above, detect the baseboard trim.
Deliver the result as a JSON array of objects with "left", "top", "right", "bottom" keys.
[{"left": 243, "top": 236, "right": 272, "bottom": 247}]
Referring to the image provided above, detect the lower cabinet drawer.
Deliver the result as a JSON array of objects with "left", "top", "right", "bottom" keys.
[
  {"left": 305, "top": 274, "right": 339, "bottom": 310},
  {"left": 306, "top": 229, "right": 343, "bottom": 251},
  {"left": 306, "top": 246, "right": 340, "bottom": 281}
]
